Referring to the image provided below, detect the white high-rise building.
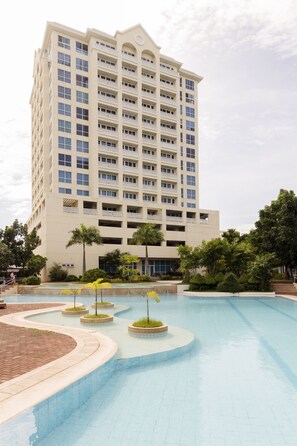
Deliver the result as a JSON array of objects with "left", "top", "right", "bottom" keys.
[{"left": 28, "top": 22, "right": 220, "bottom": 279}]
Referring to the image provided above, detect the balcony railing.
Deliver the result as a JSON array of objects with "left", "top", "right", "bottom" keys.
[
  {"left": 63, "top": 207, "right": 78, "bottom": 214},
  {"left": 102, "top": 210, "right": 122, "bottom": 217},
  {"left": 83, "top": 208, "right": 97, "bottom": 215}
]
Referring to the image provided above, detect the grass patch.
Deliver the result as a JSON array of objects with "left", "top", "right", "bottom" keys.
[
  {"left": 65, "top": 306, "right": 86, "bottom": 311},
  {"left": 93, "top": 302, "right": 111, "bottom": 305},
  {"left": 84, "top": 314, "right": 109, "bottom": 318},
  {"left": 28, "top": 328, "right": 50, "bottom": 335},
  {"left": 132, "top": 318, "right": 164, "bottom": 328}
]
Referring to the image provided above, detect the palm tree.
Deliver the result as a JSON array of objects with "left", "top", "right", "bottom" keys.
[
  {"left": 84, "top": 278, "right": 112, "bottom": 316},
  {"left": 131, "top": 224, "right": 164, "bottom": 276},
  {"left": 66, "top": 224, "right": 102, "bottom": 275}
]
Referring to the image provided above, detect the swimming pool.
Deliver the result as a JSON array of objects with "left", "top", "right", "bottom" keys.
[{"left": 2, "top": 295, "right": 297, "bottom": 445}]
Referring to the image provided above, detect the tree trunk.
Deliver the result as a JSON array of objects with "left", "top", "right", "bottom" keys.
[
  {"left": 145, "top": 244, "right": 149, "bottom": 276},
  {"left": 95, "top": 290, "right": 98, "bottom": 316},
  {"left": 146, "top": 296, "right": 150, "bottom": 323},
  {"left": 82, "top": 244, "right": 86, "bottom": 275}
]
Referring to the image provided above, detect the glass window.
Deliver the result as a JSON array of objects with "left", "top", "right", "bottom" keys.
[
  {"left": 58, "top": 69, "right": 71, "bottom": 83},
  {"left": 187, "top": 189, "right": 196, "bottom": 199},
  {"left": 59, "top": 187, "right": 71, "bottom": 194},
  {"left": 185, "top": 79, "right": 195, "bottom": 90},
  {"left": 58, "top": 35, "right": 70, "bottom": 50},
  {"left": 187, "top": 202, "right": 196, "bottom": 208},
  {"left": 77, "top": 173, "right": 89, "bottom": 185},
  {"left": 77, "top": 189, "right": 89, "bottom": 196},
  {"left": 186, "top": 120, "right": 195, "bottom": 131},
  {"left": 186, "top": 107, "right": 195, "bottom": 118},
  {"left": 186, "top": 162, "right": 195, "bottom": 172},
  {"left": 186, "top": 148, "right": 195, "bottom": 158},
  {"left": 76, "top": 75, "right": 88, "bottom": 88},
  {"left": 76, "top": 124, "right": 89, "bottom": 136},
  {"left": 76, "top": 42, "right": 88, "bottom": 55},
  {"left": 58, "top": 102, "right": 71, "bottom": 116},
  {"left": 58, "top": 119, "right": 71, "bottom": 133},
  {"left": 186, "top": 175, "right": 196, "bottom": 186},
  {"left": 76, "top": 107, "right": 89, "bottom": 120},
  {"left": 185, "top": 93, "right": 195, "bottom": 104},
  {"left": 58, "top": 154, "right": 71, "bottom": 167},
  {"left": 76, "top": 91, "right": 88, "bottom": 104},
  {"left": 76, "top": 58, "right": 88, "bottom": 72},
  {"left": 186, "top": 134, "right": 195, "bottom": 145},
  {"left": 77, "top": 156, "right": 89, "bottom": 169},
  {"left": 57, "top": 52, "right": 71, "bottom": 66},
  {"left": 58, "top": 136, "right": 71, "bottom": 150},
  {"left": 58, "top": 170, "right": 71, "bottom": 183},
  {"left": 77, "top": 140, "right": 89, "bottom": 153},
  {"left": 58, "top": 86, "right": 71, "bottom": 100}
]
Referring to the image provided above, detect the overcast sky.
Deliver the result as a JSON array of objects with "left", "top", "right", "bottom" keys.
[{"left": 0, "top": 0, "right": 296, "bottom": 233}]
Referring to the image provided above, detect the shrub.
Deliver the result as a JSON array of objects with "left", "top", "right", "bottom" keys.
[
  {"left": 64, "top": 275, "right": 80, "bottom": 282},
  {"left": 23, "top": 276, "right": 41, "bottom": 285},
  {"left": 80, "top": 268, "right": 107, "bottom": 282},
  {"left": 49, "top": 263, "right": 68, "bottom": 281},
  {"left": 217, "top": 273, "right": 243, "bottom": 293},
  {"left": 189, "top": 273, "right": 205, "bottom": 291},
  {"left": 129, "top": 274, "right": 152, "bottom": 283}
]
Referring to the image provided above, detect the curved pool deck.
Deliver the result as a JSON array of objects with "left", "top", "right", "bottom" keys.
[{"left": 0, "top": 301, "right": 194, "bottom": 425}]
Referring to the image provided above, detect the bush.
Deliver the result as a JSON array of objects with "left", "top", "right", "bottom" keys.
[
  {"left": 22, "top": 276, "right": 41, "bottom": 285},
  {"left": 49, "top": 263, "right": 68, "bottom": 281},
  {"left": 64, "top": 275, "right": 80, "bottom": 282},
  {"left": 217, "top": 273, "right": 243, "bottom": 293},
  {"left": 189, "top": 273, "right": 206, "bottom": 291},
  {"left": 129, "top": 274, "right": 152, "bottom": 283},
  {"left": 81, "top": 268, "right": 107, "bottom": 282}
]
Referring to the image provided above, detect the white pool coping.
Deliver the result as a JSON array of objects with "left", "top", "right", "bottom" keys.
[{"left": 0, "top": 303, "right": 117, "bottom": 425}]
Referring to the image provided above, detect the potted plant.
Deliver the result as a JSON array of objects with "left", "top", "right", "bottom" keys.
[
  {"left": 128, "top": 290, "right": 168, "bottom": 334},
  {"left": 60, "top": 287, "right": 89, "bottom": 315},
  {"left": 80, "top": 278, "right": 113, "bottom": 323}
]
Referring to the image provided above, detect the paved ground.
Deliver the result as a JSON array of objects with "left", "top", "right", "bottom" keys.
[{"left": 0, "top": 304, "right": 77, "bottom": 384}]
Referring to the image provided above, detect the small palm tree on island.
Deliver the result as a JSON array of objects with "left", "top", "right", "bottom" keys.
[
  {"left": 131, "top": 290, "right": 167, "bottom": 330},
  {"left": 131, "top": 224, "right": 164, "bottom": 276},
  {"left": 84, "top": 278, "right": 112, "bottom": 316},
  {"left": 66, "top": 224, "right": 102, "bottom": 275}
]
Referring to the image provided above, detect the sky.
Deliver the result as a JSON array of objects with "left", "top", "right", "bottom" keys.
[{"left": 0, "top": 0, "right": 296, "bottom": 233}]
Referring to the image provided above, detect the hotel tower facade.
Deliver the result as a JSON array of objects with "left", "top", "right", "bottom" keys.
[{"left": 28, "top": 22, "right": 220, "bottom": 279}]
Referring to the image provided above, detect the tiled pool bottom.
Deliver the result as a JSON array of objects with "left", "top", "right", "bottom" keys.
[{"left": 3, "top": 296, "right": 297, "bottom": 445}]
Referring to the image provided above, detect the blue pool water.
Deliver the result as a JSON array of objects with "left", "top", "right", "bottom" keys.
[{"left": 3, "top": 295, "right": 297, "bottom": 445}]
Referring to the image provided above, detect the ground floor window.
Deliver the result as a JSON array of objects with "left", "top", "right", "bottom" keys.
[{"left": 141, "top": 259, "right": 179, "bottom": 276}]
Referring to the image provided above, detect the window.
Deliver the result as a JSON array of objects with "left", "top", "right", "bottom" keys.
[
  {"left": 186, "top": 162, "right": 195, "bottom": 172},
  {"left": 185, "top": 79, "right": 195, "bottom": 90},
  {"left": 58, "top": 86, "right": 71, "bottom": 100},
  {"left": 143, "top": 194, "right": 155, "bottom": 202},
  {"left": 77, "top": 157, "right": 89, "bottom": 169},
  {"left": 161, "top": 197, "right": 175, "bottom": 204},
  {"left": 186, "top": 107, "right": 195, "bottom": 118},
  {"left": 186, "top": 120, "right": 195, "bottom": 131},
  {"left": 99, "top": 140, "right": 117, "bottom": 148},
  {"left": 77, "top": 140, "right": 89, "bottom": 153},
  {"left": 76, "top": 58, "right": 88, "bottom": 72},
  {"left": 58, "top": 35, "right": 70, "bottom": 50},
  {"left": 187, "top": 189, "right": 196, "bottom": 199},
  {"left": 58, "top": 136, "right": 71, "bottom": 150},
  {"left": 58, "top": 69, "right": 71, "bottom": 83},
  {"left": 99, "top": 156, "right": 117, "bottom": 165},
  {"left": 124, "top": 192, "right": 137, "bottom": 200},
  {"left": 76, "top": 75, "right": 88, "bottom": 88},
  {"left": 100, "top": 189, "right": 117, "bottom": 197},
  {"left": 58, "top": 52, "right": 71, "bottom": 66},
  {"left": 186, "top": 148, "right": 195, "bottom": 158},
  {"left": 59, "top": 170, "right": 71, "bottom": 183},
  {"left": 58, "top": 119, "right": 71, "bottom": 133},
  {"left": 58, "top": 102, "right": 71, "bottom": 116},
  {"left": 77, "top": 189, "right": 89, "bottom": 196},
  {"left": 76, "top": 91, "right": 88, "bottom": 104},
  {"left": 76, "top": 107, "right": 89, "bottom": 120},
  {"left": 187, "top": 175, "right": 196, "bottom": 186},
  {"left": 58, "top": 154, "right": 71, "bottom": 167},
  {"left": 161, "top": 182, "right": 175, "bottom": 189},
  {"left": 124, "top": 176, "right": 137, "bottom": 184},
  {"left": 186, "top": 93, "right": 195, "bottom": 104},
  {"left": 76, "top": 41, "right": 88, "bottom": 55},
  {"left": 123, "top": 160, "right": 136, "bottom": 168},
  {"left": 186, "top": 134, "right": 195, "bottom": 145},
  {"left": 143, "top": 179, "right": 155, "bottom": 186},
  {"left": 59, "top": 187, "right": 71, "bottom": 194},
  {"left": 187, "top": 202, "right": 196, "bottom": 208},
  {"left": 77, "top": 173, "right": 89, "bottom": 185},
  {"left": 99, "top": 173, "right": 117, "bottom": 181},
  {"left": 76, "top": 124, "right": 89, "bottom": 136}
]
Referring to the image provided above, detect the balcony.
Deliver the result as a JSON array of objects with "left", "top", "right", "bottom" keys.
[
  {"left": 187, "top": 218, "right": 197, "bottom": 224},
  {"left": 122, "top": 52, "right": 137, "bottom": 63},
  {"left": 161, "top": 141, "right": 177, "bottom": 150},
  {"left": 97, "top": 94, "right": 117, "bottom": 105},
  {"left": 95, "top": 42, "right": 117, "bottom": 56},
  {"left": 83, "top": 208, "right": 97, "bottom": 215},
  {"left": 127, "top": 212, "right": 143, "bottom": 219},
  {"left": 63, "top": 206, "right": 78, "bottom": 214},
  {"left": 147, "top": 214, "right": 161, "bottom": 221},
  {"left": 97, "top": 60, "right": 117, "bottom": 72},
  {"left": 97, "top": 77, "right": 118, "bottom": 88},
  {"left": 102, "top": 210, "right": 122, "bottom": 217},
  {"left": 166, "top": 216, "right": 183, "bottom": 222}
]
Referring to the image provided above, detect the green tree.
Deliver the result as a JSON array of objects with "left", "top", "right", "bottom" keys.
[
  {"left": 26, "top": 255, "right": 47, "bottom": 276},
  {"left": 248, "top": 253, "right": 276, "bottom": 291},
  {"left": 118, "top": 254, "right": 139, "bottom": 280},
  {"left": 100, "top": 249, "right": 122, "bottom": 274},
  {"left": 49, "top": 263, "right": 68, "bottom": 281},
  {"left": 199, "top": 238, "right": 230, "bottom": 275},
  {"left": 221, "top": 228, "right": 241, "bottom": 244},
  {"left": 131, "top": 224, "right": 164, "bottom": 276},
  {"left": 66, "top": 224, "right": 102, "bottom": 275},
  {"left": 84, "top": 278, "right": 112, "bottom": 315},
  {"left": 250, "top": 189, "right": 297, "bottom": 277},
  {"left": 177, "top": 245, "right": 201, "bottom": 282},
  {"left": 0, "top": 243, "right": 13, "bottom": 273},
  {"left": 0, "top": 220, "right": 40, "bottom": 271}
]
